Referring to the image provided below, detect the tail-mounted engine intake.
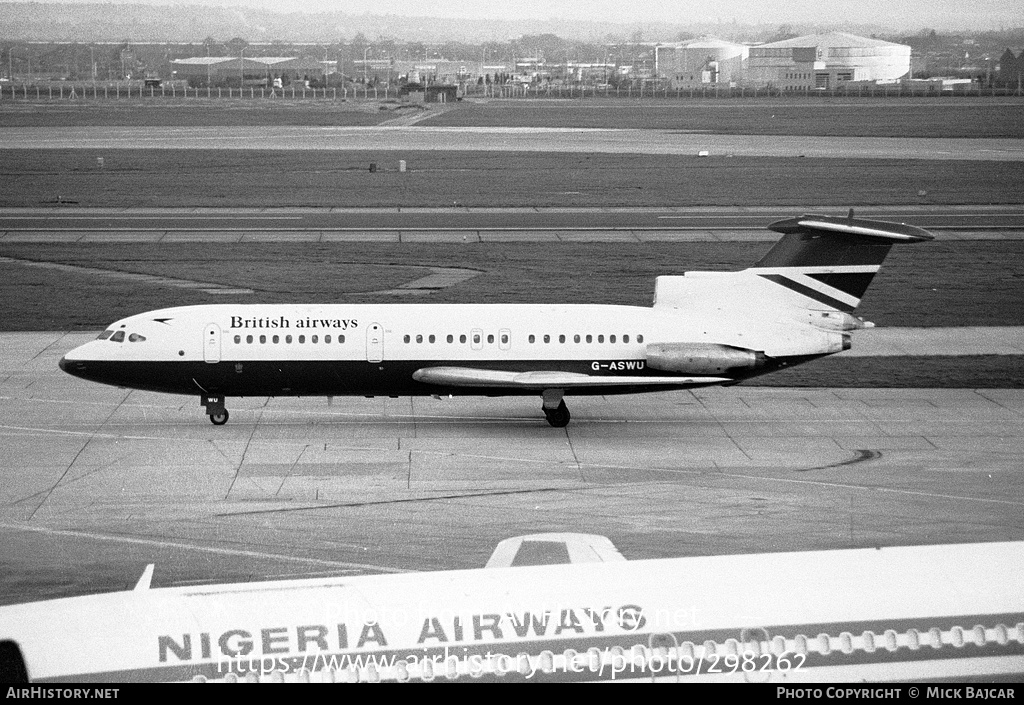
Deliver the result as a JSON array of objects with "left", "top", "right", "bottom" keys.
[{"left": 646, "top": 343, "right": 767, "bottom": 375}]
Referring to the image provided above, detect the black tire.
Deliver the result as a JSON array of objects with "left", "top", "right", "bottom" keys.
[
  {"left": 210, "top": 410, "right": 229, "bottom": 425},
  {"left": 544, "top": 401, "right": 571, "bottom": 428}
]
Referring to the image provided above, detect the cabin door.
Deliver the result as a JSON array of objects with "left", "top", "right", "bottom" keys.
[
  {"left": 203, "top": 323, "right": 221, "bottom": 364},
  {"left": 366, "top": 323, "right": 384, "bottom": 363}
]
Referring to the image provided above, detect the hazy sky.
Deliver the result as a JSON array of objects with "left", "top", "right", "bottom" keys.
[{"left": 17, "top": 0, "right": 1024, "bottom": 30}]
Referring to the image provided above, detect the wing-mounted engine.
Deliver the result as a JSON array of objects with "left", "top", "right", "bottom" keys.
[{"left": 646, "top": 342, "right": 766, "bottom": 375}]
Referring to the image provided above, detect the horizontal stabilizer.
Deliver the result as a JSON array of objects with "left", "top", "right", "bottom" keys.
[
  {"left": 769, "top": 214, "right": 935, "bottom": 243},
  {"left": 413, "top": 366, "right": 728, "bottom": 389},
  {"left": 485, "top": 533, "right": 627, "bottom": 568}
]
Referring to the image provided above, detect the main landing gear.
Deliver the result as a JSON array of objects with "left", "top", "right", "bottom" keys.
[
  {"left": 201, "top": 395, "right": 229, "bottom": 425},
  {"left": 542, "top": 389, "right": 571, "bottom": 428}
]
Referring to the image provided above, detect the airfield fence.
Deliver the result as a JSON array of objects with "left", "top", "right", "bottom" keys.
[{"left": 1, "top": 82, "right": 1023, "bottom": 101}]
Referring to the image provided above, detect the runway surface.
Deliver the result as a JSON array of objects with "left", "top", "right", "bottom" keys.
[
  {"left": 2, "top": 332, "right": 1022, "bottom": 606},
  {"left": 4, "top": 126, "right": 1024, "bottom": 160},
  {"left": 2, "top": 205, "right": 1022, "bottom": 241}
]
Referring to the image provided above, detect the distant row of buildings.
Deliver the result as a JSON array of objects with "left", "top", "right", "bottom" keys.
[{"left": 168, "top": 32, "right": 1021, "bottom": 91}]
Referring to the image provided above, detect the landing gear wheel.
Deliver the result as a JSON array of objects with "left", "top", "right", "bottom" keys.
[
  {"left": 209, "top": 410, "right": 229, "bottom": 425},
  {"left": 544, "top": 400, "right": 571, "bottom": 428}
]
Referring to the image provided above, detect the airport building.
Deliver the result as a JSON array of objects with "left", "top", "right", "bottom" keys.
[
  {"left": 744, "top": 31, "right": 911, "bottom": 90},
  {"left": 169, "top": 56, "right": 332, "bottom": 87},
  {"left": 655, "top": 38, "right": 749, "bottom": 89}
]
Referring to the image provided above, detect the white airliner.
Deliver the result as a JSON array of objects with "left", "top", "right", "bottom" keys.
[
  {"left": 59, "top": 212, "right": 933, "bottom": 427},
  {"left": 1, "top": 536, "right": 1022, "bottom": 683}
]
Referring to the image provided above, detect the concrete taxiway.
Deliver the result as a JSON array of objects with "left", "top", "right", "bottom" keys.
[
  {"left": 1, "top": 332, "right": 1022, "bottom": 605},
  {"left": 4, "top": 126, "right": 1024, "bottom": 161}
]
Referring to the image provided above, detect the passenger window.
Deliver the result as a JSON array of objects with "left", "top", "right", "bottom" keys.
[
  {"left": 586, "top": 335, "right": 592, "bottom": 343},
  {"left": 473, "top": 333, "right": 481, "bottom": 344},
  {"left": 529, "top": 334, "right": 535, "bottom": 343},
  {"left": 637, "top": 334, "right": 644, "bottom": 343},
  {"left": 312, "top": 335, "right": 318, "bottom": 344},
  {"left": 429, "top": 335, "right": 435, "bottom": 343},
  {"left": 543, "top": 334, "right": 550, "bottom": 343},
  {"left": 247, "top": 335, "right": 253, "bottom": 344},
  {"left": 233, "top": 335, "right": 241, "bottom": 344},
  {"left": 559, "top": 335, "right": 566, "bottom": 344},
  {"left": 610, "top": 335, "right": 616, "bottom": 343},
  {"left": 623, "top": 335, "right": 629, "bottom": 343},
  {"left": 598, "top": 335, "right": 604, "bottom": 343},
  {"left": 298, "top": 335, "right": 305, "bottom": 344},
  {"left": 487, "top": 334, "right": 494, "bottom": 344},
  {"left": 460, "top": 334, "right": 467, "bottom": 344},
  {"left": 404, "top": 335, "right": 411, "bottom": 344},
  {"left": 97, "top": 330, "right": 113, "bottom": 340},
  {"left": 260, "top": 335, "right": 267, "bottom": 344},
  {"left": 416, "top": 334, "right": 423, "bottom": 344},
  {"left": 325, "top": 335, "right": 332, "bottom": 344},
  {"left": 285, "top": 335, "right": 292, "bottom": 344},
  {"left": 573, "top": 334, "right": 581, "bottom": 343},
  {"left": 340, "top": 335, "right": 345, "bottom": 343},
  {"left": 501, "top": 333, "right": 509, "bottom": 345},
  {"left": 447, "top": 334, "right": 454, "bottom": 343},
  {"left": 129, "top": 333, "right": 147, "bottom": 342},
  {"left": 272, "top": 335, "right": 279, "bottom": 344}
]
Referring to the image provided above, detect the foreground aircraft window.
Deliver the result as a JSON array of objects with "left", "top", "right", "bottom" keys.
[
  {"left": 247, "top": 335, "right": 253, "bottom": 344},
  {"left": 501, "top": 333, "right": 509, "bottom": 345},
  {"left": 340, "top": 335, "right": 346, "bottom": 343},
  {"left": 416, "top": 334, "right": 423, "bottom": 344},
  {"left": 312, "top": 335, "right": 318, "bottom": 344},
  {"left": 598, "top": 335, "right": 604, "bottom": 343},
  {"left": 623, "top": 334, "right": 629, "bottom": 343},
  {"left": 233, "top": 335, "right": 241, "bottom": 344},
  {"left": 487, "top": 334, "right": 494, "bottom": 344},
  {"left": 129, "top": 333, "right": 147, "bottom": 342},
  {"left": 325, "top": 335, "right": 332, "bottom": 344},
  {"left": 637, "top": 334, "right": 644, "bottom": 343},
  {"left": 586, "top": 334, "right": 593, "bottom": 343},
  {"left": 528, "top": 334, "right": 535, "bottom": 343},
  {"left": 404, "top": 335, "right": 411, "bottom": 344},
  {"left": 298, "top": 335, "right": 305, "bottom": 344},
  {"left": 111, "top": 331, "right": 125, "bottom": 343},
  {"left": 286, "top": 335, "right": 292, "bottom": 344},
  {"left": 559, "top": 335, "right": 566, "bottom": 344},
  {"left": 260, "top": 335, "right": 267, "bottom": 344},
  {"left": 96, "top": 330, "right": 113, "bottom": 340},
  {"left": 574, "top": 334, "right": 581, "bottom": 343},
  {"left": 447, "top": 334, "right": 454, "bottom": 343},
  {"left": 272, "top": 335, "right": 279, "bottom": 344},
  {"left": 609, "top": 335, "right": 615, "bottom": 343},
  {"left": 473, "top": 333, "right": 481, "bottom": 345},
  {"left": 460, "top": 334, "right": 467, "bottom": 344},
  {"left": 428, "top": 335, "right": 435, "bottom": 343},
  {"left": 543, "top": 334, "right": 550, "bottom": 343}
]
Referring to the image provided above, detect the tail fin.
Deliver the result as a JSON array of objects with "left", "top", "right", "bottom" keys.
[{"left": 745, "top": 212, "right": 934, "bottom": 312}]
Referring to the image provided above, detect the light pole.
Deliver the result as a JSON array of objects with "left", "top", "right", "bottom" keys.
[
  {"left": 239, "top": 46, "right": 245, "bottom": 88},
  {"left": 363, "top": 46, "right": 370, "bottom": 84}
]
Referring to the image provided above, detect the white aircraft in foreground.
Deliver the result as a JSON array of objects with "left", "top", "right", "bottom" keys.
[
  {"left": 1, "top": 537, "right": 1022, "bottom": 683},
  {"left": 59, "top": 212, "right": 933, "bottom": 427}
]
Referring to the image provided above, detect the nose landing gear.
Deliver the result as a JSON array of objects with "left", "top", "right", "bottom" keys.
[
  {"left": 541, "top": 389, "right": 571, "bottom": 428},
  {"left": 201, "top": 395, "right": 229, "bottom": 425}
]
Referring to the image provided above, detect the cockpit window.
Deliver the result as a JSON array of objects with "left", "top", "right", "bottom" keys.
[
  {"left": 110, "top": 331, "right": 126, "bottom": 343},
  {"left": 97, "top": 330, "right": 113, "bottom": 340},
  {"left": 128, "top": 333, "right": 146, "bottom": 342}
]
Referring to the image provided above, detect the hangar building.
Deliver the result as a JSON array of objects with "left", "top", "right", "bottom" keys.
[
  {"left": 745, "top": 32, "right": 911, "bottom": 90},
  {"left": 656, "top": 38, "right": 749, "bottom": 88},
  {"left": 170, "top": 56, "right": 331, "bottom": 87}
]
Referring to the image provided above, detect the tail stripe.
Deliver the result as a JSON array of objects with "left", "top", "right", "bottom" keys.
[{"left": 758, "top": 274, "right": 858, "bottom": 312}]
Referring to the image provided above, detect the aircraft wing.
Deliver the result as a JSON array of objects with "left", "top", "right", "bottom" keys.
[
  {"left": 485, "top": 533, "right": 627, "bottom": 568},
  {"left": 412, "top": 366, "right": 728, "bottom": 388}
]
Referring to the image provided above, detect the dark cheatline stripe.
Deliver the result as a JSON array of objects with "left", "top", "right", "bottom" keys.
[
  {"left": 807, "top": 272, "right": 877, "bottom": 299},
  {"left": 759, "top": 274, "right": 856, "bottom": 312}
]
